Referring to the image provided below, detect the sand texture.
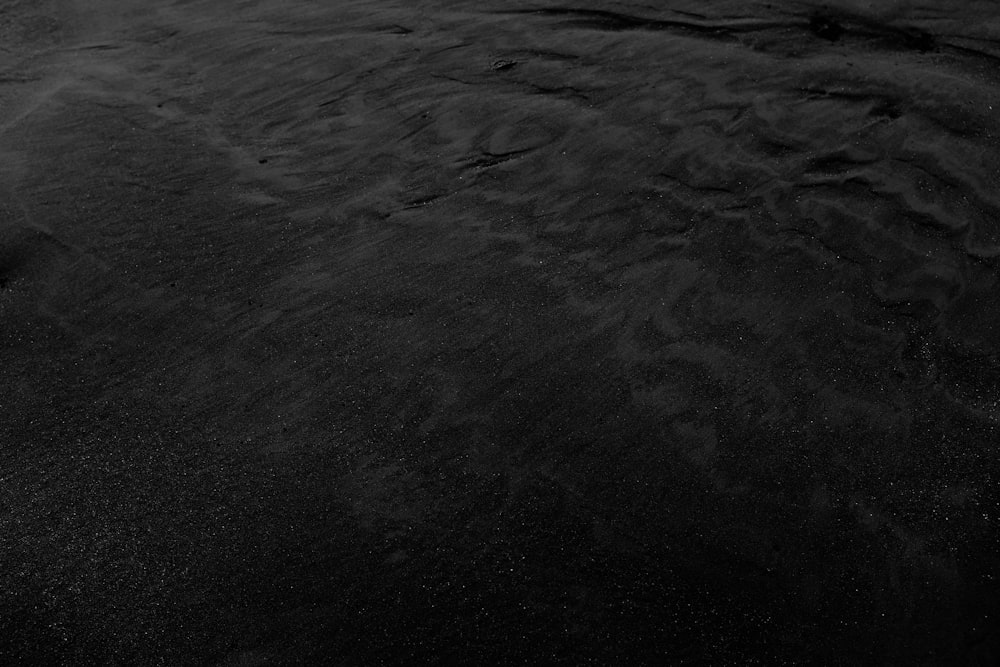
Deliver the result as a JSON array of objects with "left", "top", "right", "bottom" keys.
[{"left": 2, "top": 0, "right": 1000, "bottom": 663}]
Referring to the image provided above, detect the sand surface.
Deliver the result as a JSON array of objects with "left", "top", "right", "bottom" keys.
[{"left": 2, "top": 0, "right": 1000, "bottom": 663}]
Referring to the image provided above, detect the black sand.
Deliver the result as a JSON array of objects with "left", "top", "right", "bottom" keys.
[{"left": 2, "top": 0, "right": 999, "bottom": 663}]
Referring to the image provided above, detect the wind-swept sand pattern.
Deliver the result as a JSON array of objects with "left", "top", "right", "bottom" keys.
[{"left": 2, "top": 0, "right": 999, "bottom": 663}]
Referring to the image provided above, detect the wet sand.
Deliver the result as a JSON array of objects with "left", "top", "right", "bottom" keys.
[{"left": 2, "top": 0, "right": 999, "bottom": 663}]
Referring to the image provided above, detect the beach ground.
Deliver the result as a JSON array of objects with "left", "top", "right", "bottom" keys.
[{"left": 2, "top": 0, "right": 999, "bottom": 663}]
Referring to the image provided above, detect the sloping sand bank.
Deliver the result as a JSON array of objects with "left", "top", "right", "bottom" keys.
[{"left": 2, "top": 0, "right": 999, "bottom": 663}]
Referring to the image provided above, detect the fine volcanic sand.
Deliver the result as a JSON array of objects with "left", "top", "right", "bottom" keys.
[{"left": 2, "top": 0, "right": 999, "bottom": 663}]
